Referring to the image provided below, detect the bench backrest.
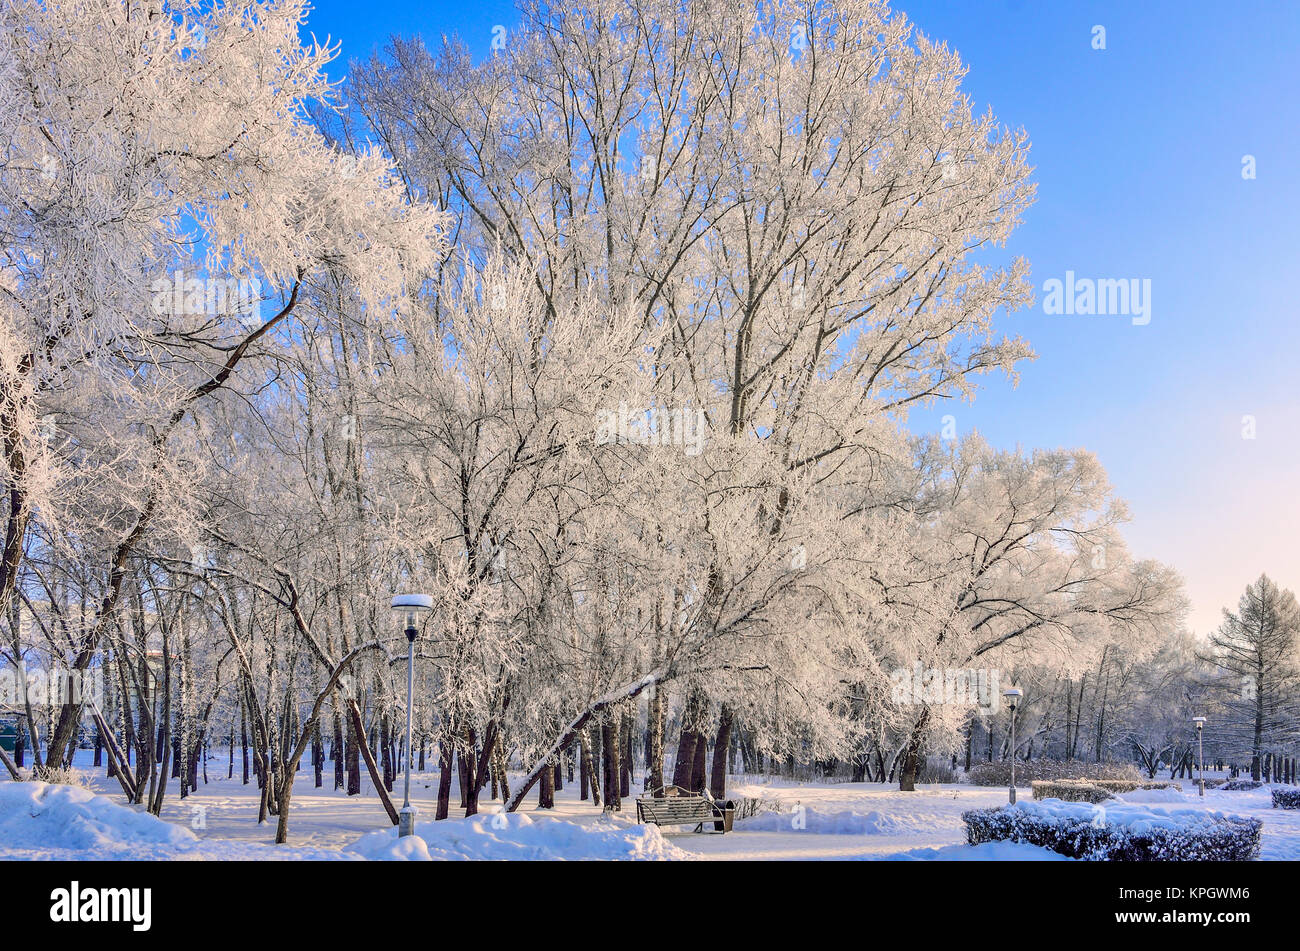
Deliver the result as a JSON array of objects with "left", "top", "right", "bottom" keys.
[{"left": 637, "top": 796, "right": 717, "bottom": 824}]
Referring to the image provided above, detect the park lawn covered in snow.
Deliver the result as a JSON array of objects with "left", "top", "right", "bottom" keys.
[{"left": 4, "top": 761, "right": 1300, "bottom": 861}]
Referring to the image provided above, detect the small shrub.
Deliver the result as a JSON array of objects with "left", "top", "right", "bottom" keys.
[
  {"left": 967, "top": 759, "right": 1143, "bottom": 787},
  {"left": 963, "top": 804, "right": 1261, "bottom": 861},
  {"left": 1271, "top": 788, "right": 1300, "bottom": 810},
  {"left": 731, "top": 797, "right": 780, "bottom": 820},
  {"left": 27, "top": 766, "right": 95, "bottom": 790},
  {"left": 1221, "top": 779, "right": 1262, "bottom": 791},
  {"left": 1032, "top": 781, "right": 1114, "bottom": 804}
]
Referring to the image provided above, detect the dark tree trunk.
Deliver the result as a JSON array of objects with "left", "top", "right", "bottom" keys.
[
  {"left": 690, "top": 729, "right": 708, "bottom": 794},
  {"left": 709, "top": 705, "right": 734, "bottom": 799},
  {"left": 345, "top": 712, "right": 361, "bottom": 796},
  {"left": 380, "top": 716, "right": 394, "bottom": 793},
  {"left": 672, "top": 690, "right": 705, "bottom": 790},
  {"left": 603, "top": 719, "right": 621, "bottom": 812},
  {"left": 898, "top": 707, "right": 931, "bottom": 791},
  {"left": 332, "top": 710, "right": 344, "bottom": 791},
  {"left": 241, "top": 700, "right": 250, "bottom": 785},
  {"left": 312, "top": 720, "right": 323, "bottom": 788},
  {"left": 538, "top": 757, "right": 555, "bottom": 809},
  {"left": 435, "top": 738, "right": 453, "bottom": 820}
]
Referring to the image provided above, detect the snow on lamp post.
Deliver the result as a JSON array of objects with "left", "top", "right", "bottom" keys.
[
  {"left": 1193, "top": 717, "right": 1207, "bottom": 797},
  {"left": 1004, "top": 688, "right": 1023, "bottom": 804},
  {"left": 391, "top": 593, "right": 433, "bottom": 837}
]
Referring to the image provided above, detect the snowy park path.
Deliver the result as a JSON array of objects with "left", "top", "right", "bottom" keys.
[{"left": 4, "top": 760, "right": 1296, "bottom": 861}]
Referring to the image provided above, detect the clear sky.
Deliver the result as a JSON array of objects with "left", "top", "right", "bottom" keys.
[{"left": 301, "top": 0, "right": 1300, "bottom": 638}]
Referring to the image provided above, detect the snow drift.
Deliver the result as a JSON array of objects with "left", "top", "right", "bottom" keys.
[
  {"left": 878, "top": 841, "right": 1074, "bottom": 861},
  {"left": 739, "top": 805, "right": 911, "bottom": 835},
  {"left": 0, "top": 781, "right": 198, "bottom": 859},
  {"left": 347, "top": 811, "right": 691, "bottom": 861}
]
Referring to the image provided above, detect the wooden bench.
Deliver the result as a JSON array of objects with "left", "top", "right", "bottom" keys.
[{"left": 635, "top": 785, "right": 733, "bottom": 834}]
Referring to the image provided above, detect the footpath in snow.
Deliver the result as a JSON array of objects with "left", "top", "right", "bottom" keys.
[{"left": 2, "top": 764, "right": 1298, "bottom": 861}]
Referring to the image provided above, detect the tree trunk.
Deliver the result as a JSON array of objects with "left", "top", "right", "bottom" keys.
[
  {"left": 898, "top": 707, "right": 931, "bottom": 791},
  {"left": 646, "top": 684, "right": 664, "bottom": 793},
  {"left": 619, "top": 711, "right": 632, "bottom": 798},
  {"left": 380, "top": 715, "right": 394, "bottom": 793},
  {"left": 538, "top": 757, "right": 555, "bottom": 808},
  {"left": 332, "top": 709, "right": 344, "bottom": 790},
  {"left": 709, "top": 705, "right": 734, "bottom": 799},
  {"left": 603, "top": 719, "right": 621, "bottom": 812},
  {"left": 1252, "top": 669, "right": 1264, "bottom": 781},
  {"left": 241, "top": 699, "right": 250, "bottom": 785},
  {"left": 435, "top": 737, "right": 453, "bottom": 820},
  {"left": 671, "top": 690, "right": 704, "bottom": 790},
  {"left": 579, "top": 728, "right": 595, "bottom": 803},
  {"left": 345, "top": 711, "right": 361, "bottom": 796},
  {"left": 493, "top": 736, "right": 509, "bottom": 802},
  {"left": 690, "top": 727, "right": 708, "bottom": 794},
  {"left": 312, "top": 720, "right": 323, "bottom": 788}
]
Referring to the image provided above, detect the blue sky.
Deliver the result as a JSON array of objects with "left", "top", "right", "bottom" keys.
[{"left": 302, "top": 0, "right": 1300, "bottom": 636}]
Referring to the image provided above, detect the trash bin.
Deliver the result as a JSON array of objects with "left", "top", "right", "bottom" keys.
[{"left": 714, "top": 800, "right": 735, "bottom": 833}]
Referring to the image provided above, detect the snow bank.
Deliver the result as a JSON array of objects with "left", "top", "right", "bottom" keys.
[
  {"left": 0, "top": 781, "right": 197, "bottom": 858},
  {"left": 346, "top": 811, "right": 691, "bottom": 861},
  {"left": 349, "top": 833, "right": 435, "bottom": 861},
  {"left": 739, "top": 806, "right": 907, "bottom": 835},
  {"left": 878, "top": 841, "right": 1074, "bottom": 861}
]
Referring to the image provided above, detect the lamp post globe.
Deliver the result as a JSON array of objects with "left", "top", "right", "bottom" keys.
[{"left": 391, "top": 594, "right": 433, "bottom": 836}]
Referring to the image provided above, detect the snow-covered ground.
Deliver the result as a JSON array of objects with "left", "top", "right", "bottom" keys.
[{"left": 3, "top": 756, "right": 1297, "bottom": 860}]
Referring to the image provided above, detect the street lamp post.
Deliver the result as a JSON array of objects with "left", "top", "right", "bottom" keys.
[
  {"left": 1193, "top": 717, "right": 1207, "bottom": 797},
  {"left": 1004, "top": 688, "right": 1023, "bottom": 804},
  {"left": 391, "top": 593, "right": 433, "bottom": 837}
]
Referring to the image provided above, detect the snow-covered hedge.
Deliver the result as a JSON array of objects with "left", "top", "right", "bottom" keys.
[
  {"left": 1271, "top": 788, "right": 1300, "bottom": 810},
  {"left": 962, "top": 800, "right": 1261, "bottom": 861},
  {"left": 1222, "top": 779, "right": 1262, "bottom": 791},
  {"left": 1093, "top": 779, "right": 1181, "bottom": 794},
  {"left": 1031, "top": 779, "right": 1180, "bottom": 802},
  {"left": 968, "top": 759, "right": 1142, "bottom": 787},
  {"left": 1031, "top": 781, "right": 1114, "bottom": 803}
]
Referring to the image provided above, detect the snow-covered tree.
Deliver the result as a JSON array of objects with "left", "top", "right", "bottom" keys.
[
  {"left": 0, "top": 0, "right": 450, "bottom": 766},
  {"left": 1204, "top": 574, "right": 1300, "bottom": 780}
]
